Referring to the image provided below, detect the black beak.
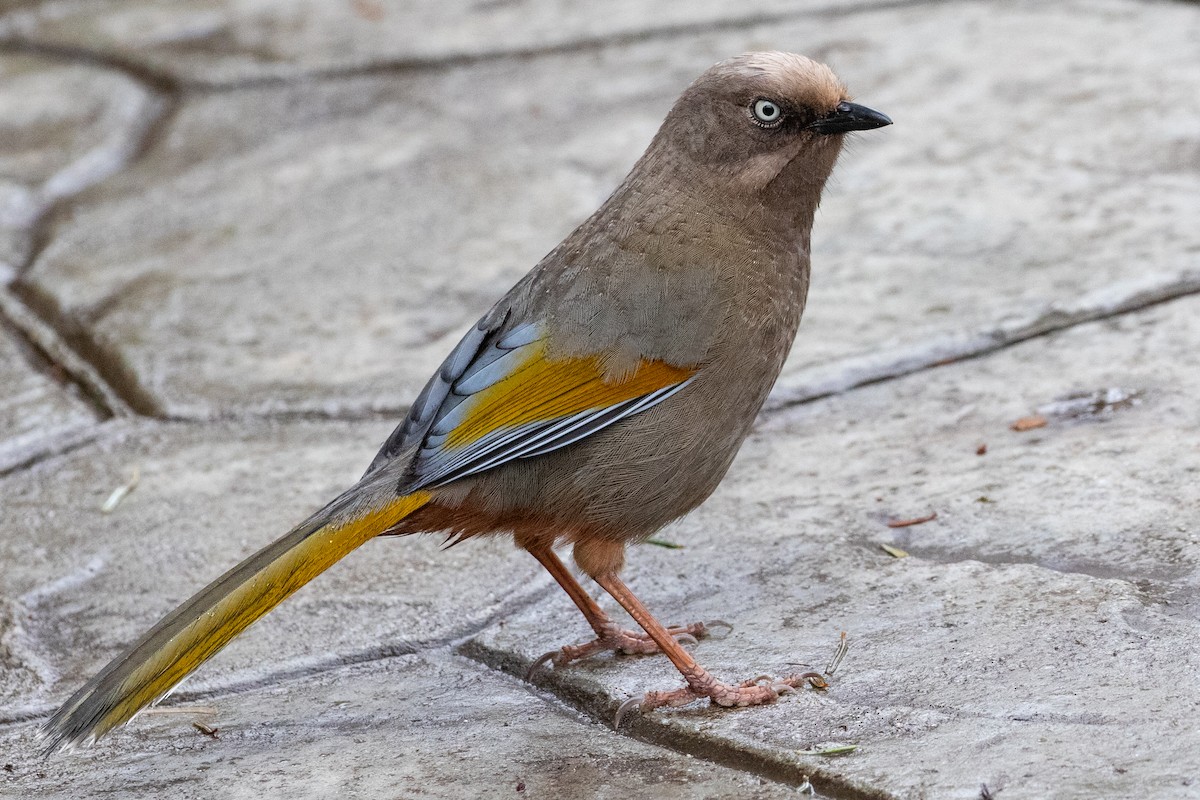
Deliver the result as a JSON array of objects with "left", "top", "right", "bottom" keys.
[{"left": 808, "top": 101, "right": 892, "bottom": 135}]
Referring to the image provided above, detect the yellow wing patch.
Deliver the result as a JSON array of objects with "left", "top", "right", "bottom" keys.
[{"left": 446, "top": 341, "right": 695, "bottom": 449}]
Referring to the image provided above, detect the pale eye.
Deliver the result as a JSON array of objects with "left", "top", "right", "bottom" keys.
[{"left": 751, "top": 98, "right": 783, "bottom": 126}]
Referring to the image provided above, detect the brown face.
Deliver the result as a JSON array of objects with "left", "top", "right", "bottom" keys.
[{"left": 661, "top": 52, "right": 891, "bottom": 191}]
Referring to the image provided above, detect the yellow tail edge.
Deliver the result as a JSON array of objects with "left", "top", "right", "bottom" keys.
[{"left": 40, "top": 490, "right": 431, "bottom": 754}]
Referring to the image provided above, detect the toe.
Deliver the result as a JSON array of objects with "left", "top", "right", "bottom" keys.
[
  {"left": 703, "top": 619, "right": 734, "bottom": 639},
  {"left": 614, "top": 696, "right": 643, "bottom": 729},
  {"left": 524, "top": 649, "right": 559, "bottom": 681}
]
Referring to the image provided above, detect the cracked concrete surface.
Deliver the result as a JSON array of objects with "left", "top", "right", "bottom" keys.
[
  {"left": 0, "top": 419, "right": 554, "bottom": 722},
  {"left": 1, "top": 0, "right": 1198, "bottom": 798},
  {"left": 472, "top": 293, "right": 1200, "bottom": 798},
  {"left": 6, "top": 654, "right": 797, "bottom": 799},
  {"left": 0, "top": 318, "right": 96, "bottom": 474},
  {"left": 14, "top": 0, "right": 1200, "bottom": 421},
  {"left": 0, "top": 0, "right": 908, "bottom": 87},
  {"left": 0, "top": 50, "right": 165, "bottom": 280}
]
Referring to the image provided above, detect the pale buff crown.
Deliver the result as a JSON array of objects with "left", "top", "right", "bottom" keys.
[{"left": 704, "top": 51, "right": 849, "bottom": 115}]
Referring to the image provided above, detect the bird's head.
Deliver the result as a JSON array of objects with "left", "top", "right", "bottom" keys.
[{"left": 654, "top": 52, "right": 891, "bottom": 199}]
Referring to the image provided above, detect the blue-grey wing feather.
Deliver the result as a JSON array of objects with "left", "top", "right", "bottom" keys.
[
  {"left": 365, "top": 313, "right": 692, "bottom": 491},
  {"left": 362, "top": 314, "right": 500, "bottom": 477}
]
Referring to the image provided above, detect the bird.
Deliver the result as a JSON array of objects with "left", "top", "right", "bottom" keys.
[{"left": 40, "top": 51, "right": 890, "bottom": 753}]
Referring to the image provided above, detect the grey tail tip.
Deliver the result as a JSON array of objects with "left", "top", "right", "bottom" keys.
[
  {"left": 37, "top": 709, "right": 96, "bottom": 758},
  {"left": 37, "top": 726, "right": 71, "bottom": 759}
]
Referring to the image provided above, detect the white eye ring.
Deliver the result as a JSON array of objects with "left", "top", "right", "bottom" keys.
[{"left": 751, "top": 98, "right": 783, "bottom": 126}]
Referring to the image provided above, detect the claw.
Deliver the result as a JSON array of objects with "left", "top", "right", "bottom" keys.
[
  {"left": 797, "top": 671, "right": 829, "bottom": 689},
  {"left": 525, "top": 649, "right": 559, "bottom": 681},
  {"left": 614, "top": 696, "right": 642, "bottom": 729},
  {"left": 770, "top": 682, "right": 795, "bottom": 696},
  {"left": 703, "top": 619, "right": 734, "bottom": 639},
  {"left": 674, "top": 633, "right": 699, "bottom": 648}
]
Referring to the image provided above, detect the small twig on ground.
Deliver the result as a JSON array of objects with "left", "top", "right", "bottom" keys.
[
  {"left": 644, "top": 538, "right": 684, "bottom": 549},
  {"left": 100, "top": 466, "right": 140, "bottom": 513},
  {"left": 797, "top": 743, "right": 858, "bottom": 756},
  {"left": 192, "top": 722, "right": 220, "bottom": 739},
  {"left": 825, "top": 631, "right": 849, "bottom": 676},
  {"left": 1010, "top": 414, "right": 1047, "bottom": 432},
  {"left": 887, "top": 512, "right": 937, "bottom": 528}
]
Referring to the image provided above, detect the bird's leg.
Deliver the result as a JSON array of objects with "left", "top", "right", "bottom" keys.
[
  {"left": 525, "top": 546, "right": 716, "bottom": 678},
  {"left": 591, "top": 570, "right": 827, "bottom": 722}
]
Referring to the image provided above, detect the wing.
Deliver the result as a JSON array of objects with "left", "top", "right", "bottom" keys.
[{"left": 365, "top": 314, "right": 696, "bottom": 490}]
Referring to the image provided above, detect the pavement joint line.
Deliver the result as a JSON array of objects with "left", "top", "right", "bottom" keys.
[
  {"left": 0, "top": 38, "right": 180, "bottom": 96},
  {"left": 1, "top": 0, "right": 954, "bottom": 92},
  {"left": 10, "top": 281, "right": 166, "bottom": 418},
  {"left": 0, "top": 47, "right": 176, "bottom": 283},
  {"left": 0, "top": 577, "right": 563, "bottom": 725},
  {"left": 446, "top": 649, "right": 819, "bottom": 797},
  {"left": 154, "top": 405, "right": 411, "bottom": 425},
  {"left": 0, "top": 709, "right": 45, "bottom": 728},
  {"left": 456, "top": 637, "right": 896, "bottom": 800},
  {"left": 847, "top": 481, "right": 1190, "bottom": 593},
  {"left": 159, "top": 576, "right": 558, "bottom": 703},
  {"left": 14, "top": 93, "right": 178, "bottom": 285},
  {"left": 0, "top": 46, "right": 179, "bottom": 424},
  {"left": 91, "top": 269, "right": 1200, "bottom": 427},
  {"left": 220, "top": 0, "right": 951, "bottom": 92},
  {"left": 0, "top": 421, "right": 112, "bottom": 479},
  {"left": 892, "top": 546, "right": 1180, "bottom": 595},
  {"left": 762, "top": 268, "right": 1200, "bottom": 417},
  {"left": 0, "top": 291, "right": 131, "bottom": 420},
  {"left": 3, "top": 259, "right": 1193, "bottom": 481},
  {"left": 2, "top": 646, "right": 815, "bottom": 797},
  {"left": 7, "top": 2, "right": 1190, "bottom": 430}
]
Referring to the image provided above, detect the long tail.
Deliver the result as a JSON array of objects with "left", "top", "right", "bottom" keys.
[{"left": 39, "top": 482, "right": 431, "bottom": 754}]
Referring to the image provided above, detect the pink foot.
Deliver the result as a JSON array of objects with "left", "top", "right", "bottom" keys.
[
  {"left": 526, "top": 620, "right": 730, "bottom": 680},
  {"left": 615, "top": 670, "right": 829, "bottom": 728}
]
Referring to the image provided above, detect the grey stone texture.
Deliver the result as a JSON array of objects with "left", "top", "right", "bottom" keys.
[
  {"left": 4, "top": 654, "right": 790, "bottom": 799},
  {"left": 473, "top": 294, "right": 1200, "bottom": 799},
  {"left": 1, "top": 0, "right": 1198, "bottom": 797},
  {"left": 0, "top": 0, "right": 895, "bottom": 86},
  {"left": 0, "top": 317, "right": 96, "bottom": 473},
  {"left": 0, "top": 49, "right": 160, "bottom": 468},
  {"left": 14, "top": 0, "right": 1200, "bottom": 421},
  {"left": 0, "top": 420, "right": 550, "bottom": 717},
  {"left": 0, "top": 52, "right": 162, "bottom": 280}
]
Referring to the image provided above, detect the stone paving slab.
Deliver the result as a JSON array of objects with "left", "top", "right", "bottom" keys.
[
  {"left": 0, "top": 51, "right": 161, "bottom": 280},
  {"left": 0, "top": 310, "right": 97, "bottom": 473},
  {"left": 1, "top": 1, "right": 1197, "bottom": 797},
  {"left": 18, "top": 0, "right": 1199, "bottom": 420},
  {"left": 0, "top": 0, "right": 899, "bottom": 87},
  {"left": 1, "top": 653, "right": 797, "bottom": 799},
  {"left": 468, "top": 294, "right": 1200, "bottom": 799},
  {"left": 0, "top": 419, "right": 553, "bottom": 719}
]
